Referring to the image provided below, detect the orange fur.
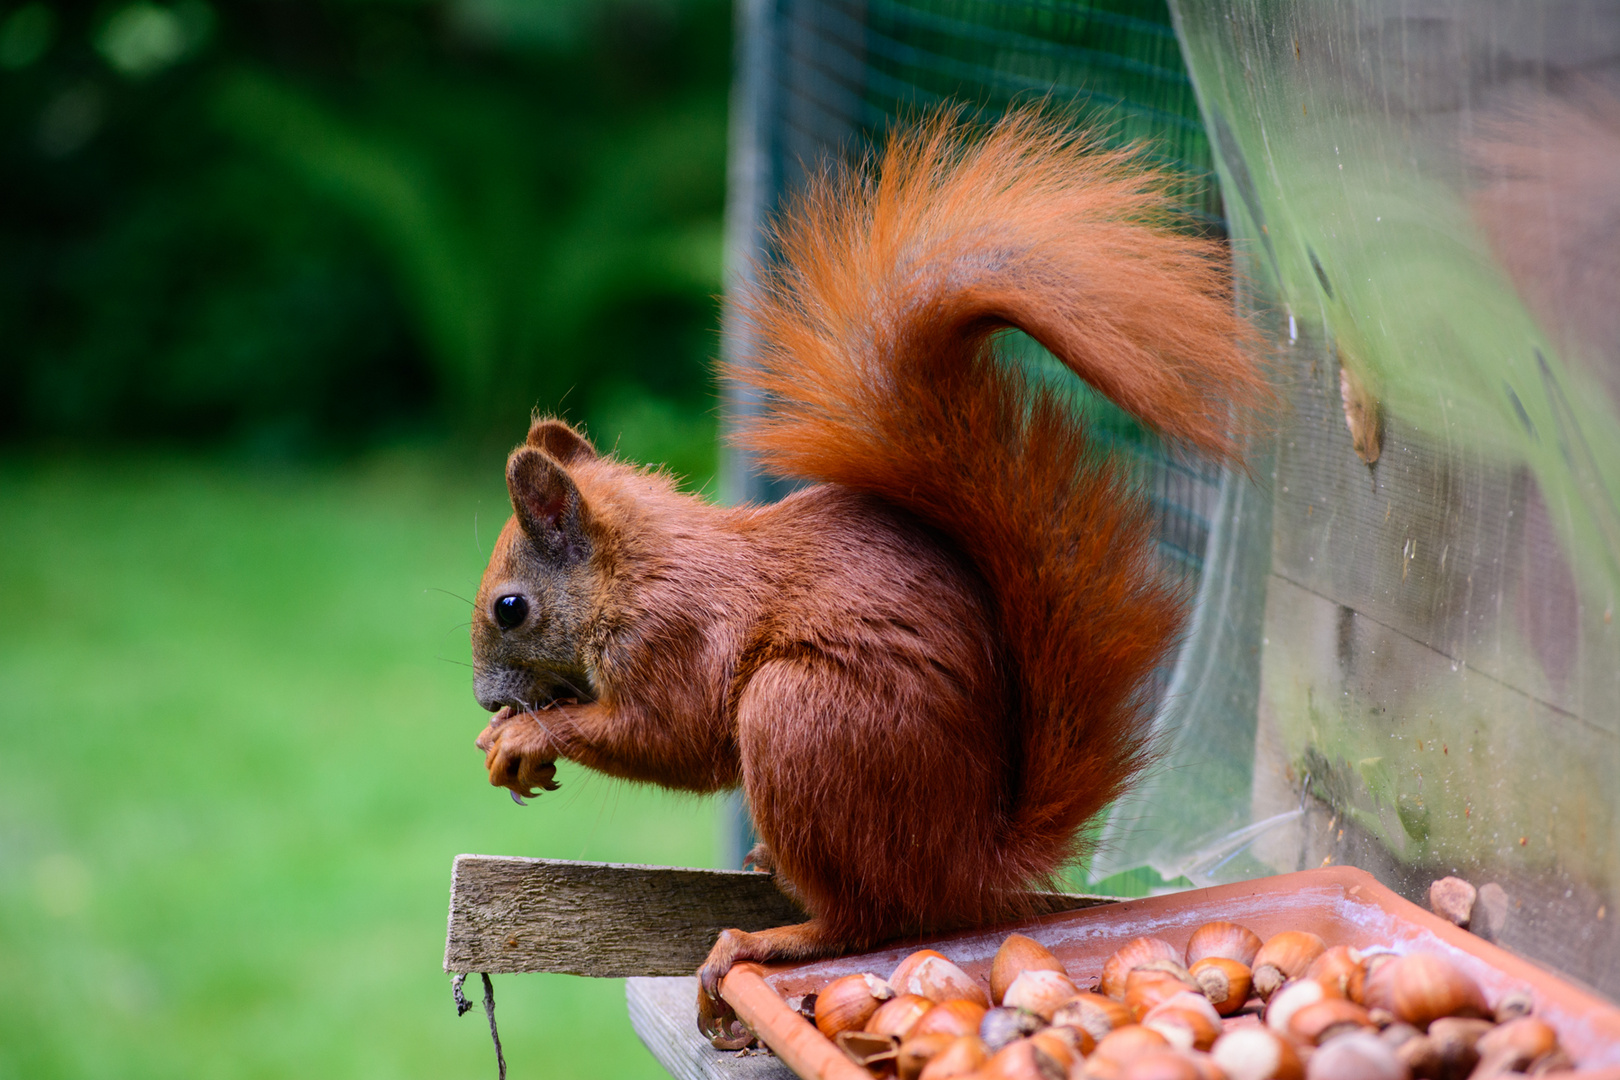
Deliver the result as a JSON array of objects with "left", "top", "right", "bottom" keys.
[{"left": 469, "top": 109, "right": 1266, "bottom": 1038}]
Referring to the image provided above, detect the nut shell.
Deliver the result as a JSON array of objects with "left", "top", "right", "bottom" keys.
[
  {"left": 913, "top": 999, "right": 992, "bottom": 1039},
  {"left": 1420, "top": 1016, "right": 1493, "bottom": 1079},
  {"left": 1393, "top": 1033, "right": 1442, "bottom": 1079},
  {"left": 869, "top": 993, "right": 939, "bottom": 1039},
  {"left": 1183, "top": 1050, "right": 1229, "bottom": 1080},
  {"left": 1093, "top": 1025, "right": 1175, "bottom": 1067},
  {"left": 1186, "top": 922, "right": 1264, "bottom": 968},
  {"left": 1252, "top": 932, "right": 1327, "bottom": 1001},
  {"left": 980, "top": 1007, "right": 1044, "bottom": 1052},
  {"left": 815, "top": 972, "right": 896, "bottom": 1038},
  {"left": 1144, "top": 991, "right": 1223, "bottom": 1029},
  {"left": 1286, "top": 998, "right": 1376, "bottom": 1046},
  {"left": 1305, "top": 946, "right": 1366, "bottom": 1002},
  {"left": 1103, "top": 938, "right": 1183, "bottom": 1000},
  {"left": 1143, "top": 1006, "right": 1222, "bottom": 1052},
  {"left": 898, "top": 1032, "right": 958, "bottom": 1080},
  {"left": 1030, "top": 1024, "right": 1089, "bottom": 1063},
  {"left": 982, "top": 1037, "right": 1067, "bottom": 1080},
  {"left": 1265, "top": 979, "right": 1329, "bottom": 1034},
  {"left": 1526, "top": 1048, "right": 1574, "bottom": 1076},
  {"left": 1211, "top": 1027, "right": 1305, "bottom": 1080},
  {"left": 1305, "top": 1031, "right": 1407, "bottom": 1080},
  {"left": 1002, "top": 969, "right": 1080, "bottom": 1020},
  {"left": 1052, "top": 992, "right": 1134, "bottom": 1042},
  {"left": 918, "top": 1034, "right": 991, "bottom": 1080},
  {"left": 900, "top": 955, "right": 992, "bottom": 1007},
  {"left": 837, "top": 1030, "right": 901, "bottom": 1070},
  {"left": 1190, "top": 957, "right": 1254, "bottom": 1016},
  {"left": 893, "top": 950, "right": 951, "bottom": 991},
  {"left": 992, "top": 934, "right": 1068, "bottom": 1006},
  {"left": 1125, "top": 964, "right": 1200, "bottom": 1020},
  {"left": 1120, "top": 1050, "right": 1204, "bottom": 1080},
  {"left": 1361, "top": 954, "right": 1488, "bottom": 1030},
  {"left": 1476, "top": 1017, "right": 1559, "bottom": 1068},
  {"left": 1491, "top": 993, "right": 1534, "bottom": 1023}
]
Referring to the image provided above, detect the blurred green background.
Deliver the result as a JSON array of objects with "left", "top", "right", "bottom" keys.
[{"left": 0, "top": 1, "right": 731, "bottom": 1076}]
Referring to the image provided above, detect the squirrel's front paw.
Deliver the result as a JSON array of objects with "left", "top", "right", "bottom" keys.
[{"left": 476, "top": 711, "right": 561, "bottom": 798}]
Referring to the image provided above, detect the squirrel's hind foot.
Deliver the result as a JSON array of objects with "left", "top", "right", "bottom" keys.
[{"left": 696, "top": 921, "right": 849, "bottom": 1048}]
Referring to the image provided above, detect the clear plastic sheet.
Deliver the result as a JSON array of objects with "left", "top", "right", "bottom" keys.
[{"left": 1096, "top": 0, "right": 1620, "bottom": 996}]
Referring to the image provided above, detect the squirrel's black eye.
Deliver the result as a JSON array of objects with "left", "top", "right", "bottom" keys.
[{"left": 493, "top": 594, "right": 529, "bottom": 630}]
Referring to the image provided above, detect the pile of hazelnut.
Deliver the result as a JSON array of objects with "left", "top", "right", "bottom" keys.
[{"left": 801, "top": 923, "right": 1574, "bottom": 1080}]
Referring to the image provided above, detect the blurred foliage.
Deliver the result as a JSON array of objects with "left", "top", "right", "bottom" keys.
[{"left": 0, "top": 0, "right": 729, "bottom": 474}]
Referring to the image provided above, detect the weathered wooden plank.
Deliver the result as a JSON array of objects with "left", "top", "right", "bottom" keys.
[
  {"left": 445, "top": 855, "right": 809, "bottom": 976},
  {"left": 627, "top": 976, "right": 798, "bottom": 1080},
  {"left": 445, "top": 855, "right": 1117, "bottom": 978}
]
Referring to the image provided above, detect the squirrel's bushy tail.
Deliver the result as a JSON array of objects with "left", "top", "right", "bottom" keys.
[{"left": 732, "top": 108, "right": 1267, "bottom": 895}]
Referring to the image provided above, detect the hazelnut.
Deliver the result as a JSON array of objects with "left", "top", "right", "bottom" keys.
[
  {"left": 870, "top": 994, "right": 939, "bottom": 1040},
  {"left": 1266, "top": 979, "right": 1330, "bottom": 1034},
  {"left": 1052, "top": 992, "right": 1135, "bottom": 1043},
  {"left": 1102, "top": 939, "right": 1183, "bottom": 1000},
  {"left": 1125, "top": 963, "right": 1200, "bottom": 1020},
  {"left": 1491, "top": 993, "right": 1533, "bottom": 1024},
  {"left": 913, "top": 999, "right": 992, "bottom": 1039},
  {"left": 1306, "top": 1031, "right": 1408, "bottom": 1080},
  {"left": 980, "top": 1006, "right": 1044, "bottom": 1052},
  {"left": 1190, "top": 957, "right": 1254, "bottom": 1016},
  {"left": 1418, "top": 1017, "right": 1492, "bottom": 1080},
  {"left": 1252, "top": 933, "right": 1327, "bottom": 1001},
  {"left": 894, "top": 951, "right": 952, "bottom": 990},
  {"left": 1120, "top": 1050, "right": 1204, "bottom": 1080},
  {"left": 1211, "top": 1027, "right": 1306, "bottom": 1080},
  {"left": 1287, "top": 998, "right": 1376, "bottom": 1046},
  {"left": 1186, "top": 921, "right": 1264, "bottom": 968},
  {"left": 992, "top": 935, "right": 1068, "bottom": 1006},
  {"left": 1474, "top": 1017, "right": 1558, "bottom": 1071},
  {"left": 1361, "top": 954, "right": 1487, "bottom": 1030},
  {"left": 899, "top": 1032, "right": 958, "bottom": 1080},
  {"left": 1525, "top": 1048, "right": 1574, "bottom": 1076},
  {"left": 1030, "top": 1024, "right": 1087, "bottom": 1065},
  {"left": 816, "top": 972, "right": 896, "bottom": 1037},
  {"left": 1304, "top": 946, "right": 1366, "bottom": 1002},
  {"left": 1092, "top": 1025, "right": 1175, "bottom": 1067},
  {"left": 981, "top": 1038, "right": 1067, "bottom": 1080},
  {"left": 1395, "top": 1034, "right": 1443, "bottom": 1079},
  {"left": 1143, "top": 1006, "right": 1221, "bottom": 1052},
  {"left": 919, "top": 1034, "right": 991, "bottom": 1080},
  {"left": 900, "top": 955, "right": 992, "bottom": 1007},
  {"left": 1003, "top": 969, "right": 1081, "bottom": 1020},
  {"left": 1143, "top": 991, "right": 1223, "bottom": 1029}
]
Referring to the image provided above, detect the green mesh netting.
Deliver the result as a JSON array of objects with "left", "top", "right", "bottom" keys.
[{"left": 725, "top": 0, "right": 1236, "bottom": 886}]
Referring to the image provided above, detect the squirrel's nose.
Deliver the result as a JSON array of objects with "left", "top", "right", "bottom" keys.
[{"left": 473, "top": 672, "right": 509, "bottom": 713}]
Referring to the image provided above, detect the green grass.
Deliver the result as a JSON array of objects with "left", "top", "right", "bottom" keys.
[{"left": 0, "top": 452, "right": 725, "bottom": 1079}]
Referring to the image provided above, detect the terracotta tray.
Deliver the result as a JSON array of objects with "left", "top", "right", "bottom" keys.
[{"left": 716, "top": 867, "right": 1620, "bottom": 1080}]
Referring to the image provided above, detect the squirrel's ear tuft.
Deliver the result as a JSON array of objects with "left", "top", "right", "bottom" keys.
[
  {"left": 526, "top": 417, "right": 597, "bottom": 464},
  {"left": 507, "top": 448, "right": 590, "bottom": 560}
]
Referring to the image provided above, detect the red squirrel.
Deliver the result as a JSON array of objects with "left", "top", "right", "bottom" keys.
[{"left": 469, "top": 109, "right": 1266, "bottom": 1041}]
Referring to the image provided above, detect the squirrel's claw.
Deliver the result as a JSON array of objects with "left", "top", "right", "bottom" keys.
[
  {"left": 695, "top": 977, "right": 753, "bottom": 1050},
  {"left": 477, "top": 712, "right": 561, "bottom": 797},
  {"left": 696, "top": 927, "right": 760, "bottom": 1048}
]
